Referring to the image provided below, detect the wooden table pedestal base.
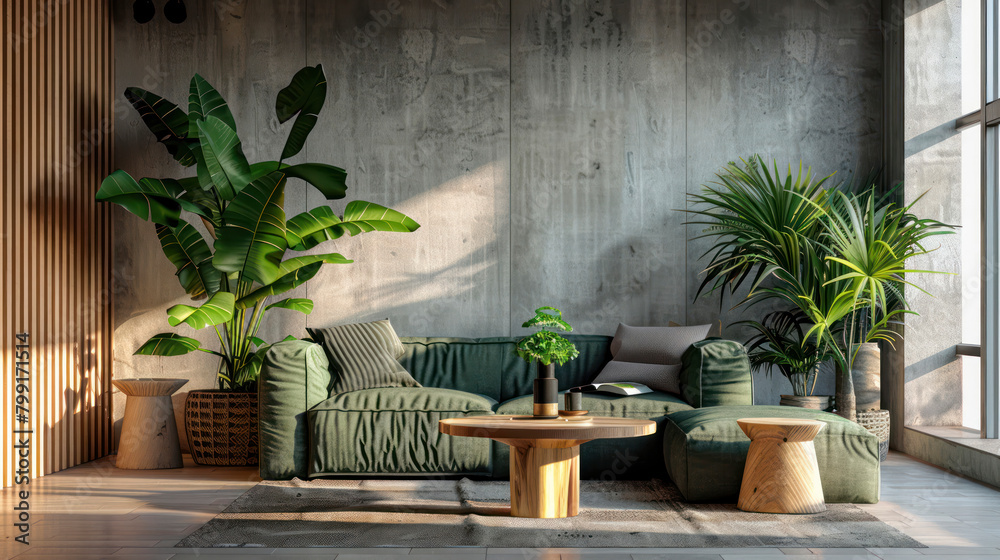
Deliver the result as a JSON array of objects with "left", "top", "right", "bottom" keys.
[
  {"left": 500, "top": 438, "right": 585, "bottom": 518},
  {"left": 438, "top": 415, "right": 656, "bottom": 519}
]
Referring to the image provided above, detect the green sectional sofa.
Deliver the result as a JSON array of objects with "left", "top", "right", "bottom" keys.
[{"left": 257, "top": 334, "right": 880, "bottom": 503}]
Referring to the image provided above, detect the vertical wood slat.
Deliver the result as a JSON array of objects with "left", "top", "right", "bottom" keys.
[{"left": 1, "top": 0, "right": 114, "bottom": 488}]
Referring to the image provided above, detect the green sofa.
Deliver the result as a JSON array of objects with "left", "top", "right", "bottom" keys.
[
  {"left": 258, "top": 335, "right": 752, "bottom": 480},
  {"left": 257, "top": 334, "right": 879, "bottom": 503}
]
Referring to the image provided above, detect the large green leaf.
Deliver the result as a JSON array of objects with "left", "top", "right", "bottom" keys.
[
  {"left": 139, "top": 177, "right": 208, "bottom": 217},
  {"left": 341, "top": 200, "right": 421, "bottom": 233},
  {"left": 236, "top": 262, "right": 320, "bottom": 310},
  {"left": 178, "top": 183, "right": 222, "bottom": 225},
  {"left": 275, "top": 64, "right": 327, "bottom": 160},
  {"left": 250, "top": 161, "right": 348, "bottom": 200},
  {"left": 123, "top": 87, "right": 196, "bottom": 166},
  {"left": 285, "top": 206, "right": 341, "bottom": 250},
  {"left": 285, "top": 201, "right": 420, "bottom": 251},
  {"left": 96, "top": 170, "right": 183, "bottom": 227},
  {"left": 156, "top": 220, "right": 222, "bottom": 298},
  {"left": 265, "top": 298, "right": 314, "bottom": 314},
  {"left": 235, "top": 253, "right": 351, "bottom": 309},
  {"left": 188, "top": 73, "right": 237, "bottom": 134},
  {"left": 134, "top": 333, "right": 202, "bottom": 356},
  {"left": 286, "top": 163, "right": 347, "bottom": 200},
  {"left": 196, "top": 116, "right": 252, "bottom": 200},
  {"left": 166, "top": 291, "right": 235, "bottom": 329},
  {"left": 212, "top": 172, "right": 288, "bottom": 285}
]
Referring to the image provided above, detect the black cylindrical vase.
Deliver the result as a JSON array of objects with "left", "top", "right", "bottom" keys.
[{"left": 533, "top": 362, "right": 558, "bottom": 418}]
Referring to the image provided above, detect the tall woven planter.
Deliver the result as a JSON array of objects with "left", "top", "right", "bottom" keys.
[{"left": 184, "top": 391, "right": 259, "bottom": 466}]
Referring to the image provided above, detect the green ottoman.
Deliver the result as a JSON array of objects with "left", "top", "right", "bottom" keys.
[{"left": 663, "top": 405, "right": 880, "bottom": 503}]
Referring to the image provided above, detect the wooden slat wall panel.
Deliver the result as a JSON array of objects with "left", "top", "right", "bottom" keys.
[{"left": 1, "top": 0, "right": 113, "bottom": 487}]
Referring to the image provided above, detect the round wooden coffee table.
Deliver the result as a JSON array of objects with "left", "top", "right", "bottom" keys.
[
  {"left": 737, "top": 417, "right": 827, "bottom": 514},
  {"left": 439, "top": 415, "right": 655, "bottom": 518}
]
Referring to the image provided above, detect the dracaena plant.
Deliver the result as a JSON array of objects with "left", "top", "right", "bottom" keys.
[
  {"left": 515, "top": 307, "right": 580, "bottom": 366},
  {"left": 96, "top": 65, "right": 420, "bottom": 392}
]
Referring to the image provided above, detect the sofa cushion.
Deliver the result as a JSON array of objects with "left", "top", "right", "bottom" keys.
[
  {"left": 398, "top": 335, "right": 614, "bottom": 403},
  {"left": 398, "top": 338, "right": 511, "bottom": 400},
  {"left": 309, "top": 320, "right": 420, "bottom": 394},
  {"left": 259, "top": 340, "right": 332, "bottom": 480},
  {"left": 679, "top": 339, "right": 753, "bottom": 407},
  {"left": 593, "top": 324, "right": 712, "bottom": 394},
  {"left": 312, "top": 386, "right": 497, "bottom": 413},
  {"left": 663, "top": 405, "right": 879, "bottom": 504},
  {"left": 609, "top": 323, "right": 713, "bottom": 363},
  {"left": 306, "top": 387, "right": 494, "bottom": 476},
  {"left": 492, "top": 391, "right": 693, "bottom": 479}
]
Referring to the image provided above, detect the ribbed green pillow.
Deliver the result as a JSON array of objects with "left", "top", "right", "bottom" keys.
[{"left": 307, "top": 320, "right": 421, "bottom": 394}]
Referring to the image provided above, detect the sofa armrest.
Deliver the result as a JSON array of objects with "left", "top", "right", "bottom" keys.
[
  {"left": 679, "top": 338, "right": 753, "bottom": 408},
  {"left": 258, "top": 340, "right": 331, "bottom": 480}
]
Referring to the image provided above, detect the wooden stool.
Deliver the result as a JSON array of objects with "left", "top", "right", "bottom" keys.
[
  {"left": 737, "top": 417, "right": 826, "bottom": 514},
  {"left": 113, "top": 378, "right": 187, "bottom": 469}
]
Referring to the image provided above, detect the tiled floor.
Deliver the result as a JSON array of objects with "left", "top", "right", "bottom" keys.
[{"left": 1, "top": 452, "right": 999, "bottom": 560}]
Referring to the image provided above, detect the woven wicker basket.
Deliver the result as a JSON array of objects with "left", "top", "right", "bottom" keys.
[
  {"left": 856, "top": 409, "right": 890, "bottom": 462},
  {"left": 184, "top": 391, "right": 259, "bottom": 466}
]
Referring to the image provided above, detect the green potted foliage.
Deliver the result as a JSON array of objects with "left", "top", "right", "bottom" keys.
[
  {"left": 687, "top": 156, "right": 953, "bottom": 418},
  {"left": 515, "top": 307, "right": 580, "bottom": 419},
  {"left": 739, "top": 310, "right": 837, "bottom": 410},
  {"left": 97, "top": 65, "right": 419, "bottom": 465}
]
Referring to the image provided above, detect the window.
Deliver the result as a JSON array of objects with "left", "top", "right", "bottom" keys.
[{"left": 956, "top": 0, "right": 1000, "bottom": 439}]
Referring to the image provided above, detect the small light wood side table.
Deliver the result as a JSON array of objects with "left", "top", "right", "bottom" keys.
[
  {"left": 439, "top": 415, "right": 655, "bottom": 518},
  {"left": 737, "top": 417, "right": 826, "bottom": 514},
  {"left": 113, "top": 378, "right": 188, "bottom": 470}
]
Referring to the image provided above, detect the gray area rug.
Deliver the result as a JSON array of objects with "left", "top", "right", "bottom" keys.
[{"left": 178, "top": 478, "right": 924, "bottom": 549}]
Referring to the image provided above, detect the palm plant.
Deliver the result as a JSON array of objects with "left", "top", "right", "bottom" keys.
[
  {"left": 799, "top": 190, "right": 952, "bottom": 374},
  {"left": 687, "top": 155, "right": 953, "bottom": 402},
  {"left": 96, "top": 65, "right": 419, "bottom": 391},
  {"left": 686, "top": 156, "right": 834, "bottom": 306},
  {"left": 738, "top": 310, "right": 837, "bottom": 397}
]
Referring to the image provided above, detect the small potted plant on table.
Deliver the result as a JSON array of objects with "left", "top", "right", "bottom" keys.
[{"left": 515, "top": 307, "right": 580, "bottom": 419}]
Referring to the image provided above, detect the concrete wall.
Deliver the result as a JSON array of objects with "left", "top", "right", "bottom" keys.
[
  {"left": 111, "top": 0, "right": 883, "bottom": 441},
  {"left": 903, "top": 0, "right": 974, "bottom": 430}
]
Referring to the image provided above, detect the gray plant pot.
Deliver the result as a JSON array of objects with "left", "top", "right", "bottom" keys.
[{"left": 851, "top": 342, "right": 881, "bottom": 412}]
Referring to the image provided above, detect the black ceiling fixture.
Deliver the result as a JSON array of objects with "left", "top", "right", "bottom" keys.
[
  {"left": 164, "top": 0, "right": 187, "bottom": 24},
  {"left": 132, "top": 0, "right": 155, "bottom": 24},
  {"left": 133, "top": 0, "right": 187, "bottom": 24}
]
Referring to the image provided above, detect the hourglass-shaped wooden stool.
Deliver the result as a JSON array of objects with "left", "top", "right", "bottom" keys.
[
  {"left": 113, "top": 378, "right": 188, "bottom": 469},
  {"left": 736, "top": 418, "right": 827, "bottom": 514}
]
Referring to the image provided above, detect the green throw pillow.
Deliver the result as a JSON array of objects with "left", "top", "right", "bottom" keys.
[{"left": 307, "top": 320, "right": 421, "bottom": 394}]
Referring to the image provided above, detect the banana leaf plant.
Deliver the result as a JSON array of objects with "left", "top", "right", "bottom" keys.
[
  {"left": 686, "top": 155, "right": 953, "bottom": 392},
  {"left": 97, "top": 65, "right": 420, "bottom": 391}
]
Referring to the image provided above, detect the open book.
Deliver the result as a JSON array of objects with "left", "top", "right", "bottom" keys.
[{"left": 570, "top": 382, "right": 653, "bottom": 396}]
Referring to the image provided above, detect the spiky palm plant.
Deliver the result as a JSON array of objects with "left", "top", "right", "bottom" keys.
[{"left": 687, "top": 155, "right": 953, "bottom": 387}]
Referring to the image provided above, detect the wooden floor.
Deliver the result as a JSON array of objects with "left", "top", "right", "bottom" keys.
[{"left": 1, "top": 452, "right": 999, "bottom": 560}]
